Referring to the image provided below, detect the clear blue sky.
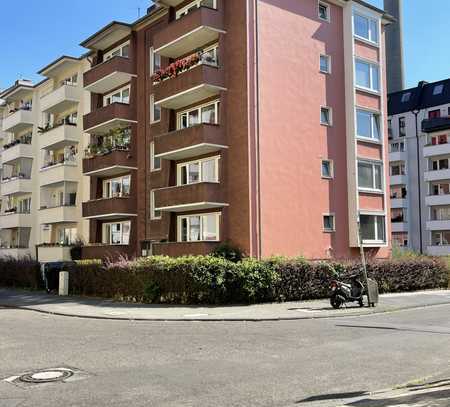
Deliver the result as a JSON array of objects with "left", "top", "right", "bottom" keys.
[{"left": 0, "top": 0, "right": 448, "bottom": 91}]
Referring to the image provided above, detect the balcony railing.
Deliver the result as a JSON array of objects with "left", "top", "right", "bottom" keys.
[{"left": 83, "top": 102, "right": 136, "bottom": 134}]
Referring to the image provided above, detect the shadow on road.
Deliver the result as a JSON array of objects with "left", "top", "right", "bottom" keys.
[
  {"left": 296, "top": 391, "right": 369, "bottom": 404},
  {"left": 335, "top": 324, "right": 450, "bottom": 335}
]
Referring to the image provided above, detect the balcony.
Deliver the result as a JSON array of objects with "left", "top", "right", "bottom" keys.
[
  {"left": 424, "top": 169, "right": 450, "bottom": 182},
  {"left": 39, "top": 205, "right": 78, "bottom": 225},
  {"left": 84, "top": 56, "right": 136, "bottom": 94},
  {"left": 154, "top": 6, "right": 225, "bottom": 59},
  {"left": 422, "top": 116, "right": 450, "bottom": 133},
  {"left": 425, "top": 194, "right": 450, "bottom": 206},
  {"left": 83, "top": 102, "right": 136, "bottom": 134},
  {"left": 2, "top": 109, "right": 34, "bottom": 133},
  {"left": 39, "top": 124, "right": 80, "bottom": 150},
  {"left": 390, "top": 174, "right": 408, "bottom": 185},
  {"left": 423, "top": 143, "right": 450, "bottom": 158},
  {"left": 390, "top": 198, "right": 408, "bottom": 209},
  {"left": 426, "top": 220, "right": 450, "bottom": 231},
  {"left": 391, "top": 222, "right": 408, "bottom": 233},
  {"left": 154, "top": 182, "right": 227, "bottom": 212},
  {"left": 1, "top": 178, "right": 32, "bottom": 196},
  {"left": 82, "top": 149, "right": 136, "bottom": 177},
  {"left": 154, "top": 64, "right": 225, "bottom": 110},
  {"left": 37, "top": 245, "right": 72, "bottom": 262},
  {"left": 427, "top": 245, "right": 450, "bottom": 256},
  {"left": 0, "top": 248, "right": 31, "bottom": 259},
  {"left": 154, "top": 123, "right": 227, "bottom": 160},
  {"left": 81, "top": 244, "right": 135, "bottom": 260},
  {"left": 82, "top": 197, "right": 136, "bottom": 220},
  {"left": 0, "top": 212, "right": 32, "bottom": 229},
  {"left": 2, "top": 143, "right": 33, "bottom": 165},
  {"left": 389, "top": 151, "right": 407, "bottom": 161},
  {"left": 40, "top": 85, "right": 81, "bottom": 114},
  {"left": 152, "top": 241, "right": 220, "bottom": 257},
  {"left": 39, "top": 163, "right": 79, "bottom": 187}
]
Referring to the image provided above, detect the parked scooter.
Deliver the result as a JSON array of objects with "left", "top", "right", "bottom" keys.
[{"left": 329, "top": 273, "right": 365, "bottom": 309}]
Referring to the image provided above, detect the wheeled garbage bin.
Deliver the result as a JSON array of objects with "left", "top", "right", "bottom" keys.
[{"left": 367, "top": 278, "right": 379, "bottom": 307}]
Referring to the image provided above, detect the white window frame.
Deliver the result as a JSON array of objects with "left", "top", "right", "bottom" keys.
[
  {"left": 321, "top": 159, "right": 334, "bottom": 179},
  {"left": 359, "top": 213, "right": 386, "bottom": 244},
  {"left": 356, "top": 108, "right": 381, "bottom": 142},
  {"left": 320, "top": 106, "right": 333, "bottom": 126},
  {"left": 177, "top": 212, "right": 221, "bottom": 242},
  {"left": 319, "top": 54, "right": 331, "bottom": 74},
  {"left": 102, "top": 175, "right": 131, "bottom": 198},
  {"left": 102, "top": 220, "right": 131, "bottom": 245},
  {"left": 323, "top": 213, "right": 335, "bottom": 232},
  {"left": 150, "top": 94, "right": 161, "bottom": 124},
  {"left": 104, "top": 41, "right": 130, "bottom": 61},
  {"left": 150, "top": 190, "right": 161, "bottom": 220},
  {"left": 177, "top": 100, "right": 220, "bottom": 130},
  {"left": 176, "top": 0, "right": 217, "bottom": 20},
  {"left": 355, "top": 58, "right": 380, "bottom": 93},
  {"left": 353, "top": 12, "right": 379, "bottom": 45},
  {"left": 177, "top": 156, "right": 220, "bottom": 186},
  {"left": 357, "top": 159, "right": 383, "bottom": 193},
  {"left": 150, "top": 141, "right": 161, "bottom": 172},
  {"left": 103, "top": 85, "right": 130, "bottom": 106},
  {"left": 318, "top": 1, "right": 330, "bottom": 22},
  {"left": 149, "top": 47, "right": 161, "bottom": 76}
]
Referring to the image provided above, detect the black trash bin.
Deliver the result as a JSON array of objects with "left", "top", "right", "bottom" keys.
[{"left": 41, "top": 262, "right": 75, "bottom": 293}]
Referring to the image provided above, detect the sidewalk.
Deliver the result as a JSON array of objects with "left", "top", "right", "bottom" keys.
[{"left": 1, "top": 288, "right": 449, "bottom": 321}]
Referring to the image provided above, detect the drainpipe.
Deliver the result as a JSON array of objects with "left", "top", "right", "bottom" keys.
[{"left": 412, "top": 109, "right": 423, "bottom": 254}]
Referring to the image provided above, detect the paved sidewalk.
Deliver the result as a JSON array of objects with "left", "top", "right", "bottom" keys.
[{"left": 0, "top": 288, "right": 449, "bottom": 321}]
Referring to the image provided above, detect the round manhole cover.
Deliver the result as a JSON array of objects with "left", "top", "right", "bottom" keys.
[{"left": 19, "top": 370, "right": 73, "bottom": 383}]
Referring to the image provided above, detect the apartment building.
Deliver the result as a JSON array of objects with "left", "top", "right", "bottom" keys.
[
  {"left": 1, "top": 0, "right": 393, "bottom": 261},
  {"left": 388, "top": 78, "right": 450, "bottom": 255}
]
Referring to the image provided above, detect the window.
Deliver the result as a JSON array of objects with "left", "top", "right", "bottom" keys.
[
  {"left": 399, "top": 117, "right": 406, "bottom": 137},
  {"left": 392, "top": 232, "right": 408, "bottom": 248},
  {"left": 176, "top": 0, "right": 216, "bottom": 19},
  {"left": 432, "top": 183, "right": 450, "bottom": 196},
  {"left": 104, "top": 42, "right": 130, "bottom": 61},
  {"left": 390, "top": 163, "right": 406, "bottom": 176},
  {"left": 150, "top": 94, "right": 161, "bottom": 123},
  {"left": 102, "top": 221, "right": 131, "bottom": 245},
  {"left": 389, "top": 141, "right": 405, "bottom": 153},
  {"left": 401, "top": 92, "right": 411, "bottom": 103},
  {"left": 355, "top": 59, "right": 380, "bottom": 92},
  {"left": 391, "top": 208, "right": 406, "bottom": 223},
  {"left": 431, "top": 158, "right": 449, "bottom": 171},
  {"left": 178, "top": 100, "right": 220, "bottom": 130},
  {"left": 150, "top": 190, "right": 161, "bottom": 220},
  {"left": 428, "top": 109, "right": 441, "bottom": 119},
  {"left": 433, "top": 84, "right": 444, "bottom": 95},
  {"left": 388, "top": 119, "right": 393, "bottom": 138},
  {"left": 358, "top": 160, "right": 382, "bottom": 191},
  {"left": 321, "top": 160, "right": 333, "bottom": 178},
  {"left": 356, "top": 109, "right": 380, "bottom": 141},
  {"left": 61, "top": 73, "right": 78, "bottom": 87},
  {"left": 353, "top": 13, "right": 379, "bottom": 44},
  {"left": 359, "top": 214, "right": 385, "bottom": 243},
  {"left": 104, "top": 86, "right": 130, "bottom": 106},
  {"left": 320, "top": 106, "right": 332, "bottom": 126},
  {"left": 432, "top": 231, "right": 450, "bottom": 246},
  {"left": 149, "top": 47, "right": 161, "bottom": 76},
  {"left": 200, "top": 43, "right": 219, "bottom": 66},
  {"left": 103, "top": 175, "right": 131, "bottom": 198},
  {"left": 57, "top": 227, "right": 77, "bottom": 245},
  {"left": 150, "top": 141, "right": 161, "bottom": 171},
  {"left": 320, "top": 54, "right": 331, "bottom": 73},
  {"left": 390, "top": 185, "right": 407, "bottom": 199},
  {"left": 431, "top": 206, "right": 450, "bottom": 221},
  {"left": 318, "top": 2, "right": 330, "bottom": 21},
  {"left": 430, "top": 134, "right": 448, "bottom": 145},
  {"left": 178, "top": 213, "right": 220, "bottom": 242},
  {"left": 178, "top": 156, "right": 219, "bottom": 185},
  {"left": 323, "top": 214, "right": 335, "bottom": 232}
]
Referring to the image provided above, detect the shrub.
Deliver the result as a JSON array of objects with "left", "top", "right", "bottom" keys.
[
  {"left": 0, "top": 256, "right": 41, "bottom": 289},
  {"left": 211, "top": 241, "right": 245, "bottom": 263}
]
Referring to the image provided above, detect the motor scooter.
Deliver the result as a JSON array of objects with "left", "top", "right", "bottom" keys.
[{"left": 329, "top": 273, "right": 365, "bottom": 309}]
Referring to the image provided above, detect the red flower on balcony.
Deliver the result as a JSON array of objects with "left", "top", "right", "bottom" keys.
[{"left": 152, "top": 53, "right": 201, "bottom": 84}]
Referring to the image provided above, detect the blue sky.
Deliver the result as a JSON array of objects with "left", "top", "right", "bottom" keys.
[{"left": 0, "top": 0, "right": 448, "bottom": 91}]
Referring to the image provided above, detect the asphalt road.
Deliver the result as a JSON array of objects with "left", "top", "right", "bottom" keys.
[{"left": 1, "top": 304, "right": 449, "bottom": 407}]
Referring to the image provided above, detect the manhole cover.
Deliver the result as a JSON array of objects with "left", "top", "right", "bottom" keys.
[{"left": 19, "top": 369, "right": 73, "bottom": 383}]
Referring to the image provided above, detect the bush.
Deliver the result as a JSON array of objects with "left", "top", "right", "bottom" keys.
[
  {"left": 211, "top": 241, "right": 245, "bottom": 263},
  {"left": 0, "top": 256, "right": 41, "bottom": 289}
]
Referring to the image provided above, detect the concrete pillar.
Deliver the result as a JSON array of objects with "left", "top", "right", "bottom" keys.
[{"left": 58, "top": 271, "right": 69, "bottom": 296}]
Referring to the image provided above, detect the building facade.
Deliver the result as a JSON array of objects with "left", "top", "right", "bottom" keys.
[
  {"left": 1, "top": 0, "right": 393, "bottom": 261},
  {"left": 388, "top": 79, "right": 450, "bottom": 255}
]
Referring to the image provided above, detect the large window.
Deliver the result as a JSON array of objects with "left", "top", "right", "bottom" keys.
[
  {"left": 360, "top": 214, "right": 386, "bottom": 244},
  {"left": 432, "top": 231, "right": 450, "bottom": 246},
  {"left": 355, "top": 59, "right": 380, "bottom": 92},
  {"left": 178, "top": 213, "right": 220, "bottom": 242},
  {"left": 389, "top": 141, "right": 405, "bottom": 153},
  {"left": 390, "top": 163, "right": 406, "bottom": 176},
  {"left": 431, "top": 158, "right": 449, "bottom": 171},
  {"left": 178, "top": 100, "right": 220, "bottom": 130},
  {"left": 431, "top": 206, "right": 450, "bottom": 221},
  {"left": 177, "top": 156, "right": 219, "bottom": 185},
  {"left": 353, "top": 13, "right": 379, "bottom": 44},
  {"left": 102, "top": 221, "right": 131, "bottom": 245},
  {"left": 149, "top": 47, "right": 161, "bottom": 76},
  {"left": 104, "top": 86, "right": 130, "bottom": 106},
  {"left": 104, "top": 42, "right": 130, "bottom": 61},
  {"left": 103, "top": 175, "right": 131, "bottom": 198},
  {"left": 57, "top": 227, "right": 77, "bottom": 245},
  {"left": 150, "top": 141, "right": 161, "bottom": 171},
  {"left": 356, "top": 109, "right": 380, "bottom": 141},
  {"left": 358, "top": 160, "right": 382, "bottom": 191},
  {"left": 150, "top": 190, "right": 161, "bottom": 220}
]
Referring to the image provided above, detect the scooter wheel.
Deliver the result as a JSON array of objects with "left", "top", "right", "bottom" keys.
[{"left": 330, "top": 296, "right": 342, "bottom": 309}]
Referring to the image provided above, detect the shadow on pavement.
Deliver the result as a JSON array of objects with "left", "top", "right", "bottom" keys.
[
  {"left": 296, "top": 391, "right": 369, "bottom": 403},
  {"left": 346, "top": 389, "right": 450, "bottom": 406}
]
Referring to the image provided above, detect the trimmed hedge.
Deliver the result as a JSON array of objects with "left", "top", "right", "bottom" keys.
[
  {"left": 0, "top": 257, "right": 41, "bottom": 289},
  {"left": 0, "top": 255, "right": 448, "bottom": 304}
]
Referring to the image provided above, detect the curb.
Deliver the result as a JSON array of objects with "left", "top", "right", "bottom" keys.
[{"left": 1, "top": 301, "right": 450, "bottom": 322}]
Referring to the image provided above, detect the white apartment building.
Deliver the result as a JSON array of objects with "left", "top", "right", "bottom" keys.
[{"left": 388, "top": 78, "right": 450, "bottom": 255}]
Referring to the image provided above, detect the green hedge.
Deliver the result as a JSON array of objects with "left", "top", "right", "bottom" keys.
[
  {"left": 1, "top": 255, "right": 448, "bottom": 304},
  {"left": 0, "top": 257, "right": 41, "bottom": 289}
]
